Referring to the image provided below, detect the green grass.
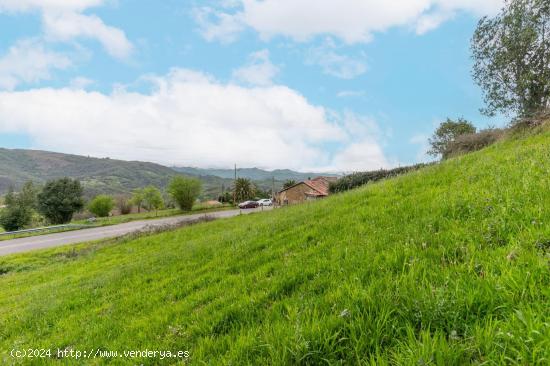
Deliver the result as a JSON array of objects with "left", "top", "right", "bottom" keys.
[
  {"left": 0, "top": 204, "right": 234, "bottom": 241},
  {"left": 0, "top": 132, "right": 549, "bottom": 365},
  {"left": 73, "top": 203, "right": 234, "bottom": 226}
]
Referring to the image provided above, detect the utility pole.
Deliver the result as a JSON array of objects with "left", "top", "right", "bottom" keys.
[
  {"left": 233, "top": 163, "right": 237, "bottom": 206},
  {"left": 272, "top": 176, "right": 275, "bottom": 204}
]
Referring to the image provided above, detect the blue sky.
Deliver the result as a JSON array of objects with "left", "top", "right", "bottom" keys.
[{"left": 0, "top": 0, "right": 506, "bottom": 172}]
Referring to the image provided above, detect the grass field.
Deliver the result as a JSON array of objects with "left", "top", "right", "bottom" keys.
[
  {"left": 0, "top": 203, "right": 233, "bottom": 241},
  {"left": 0, "top": 130, "right": 549, "bottom": 365}
]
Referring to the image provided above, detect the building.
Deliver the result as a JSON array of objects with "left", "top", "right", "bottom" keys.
[{"left": 276, "top": 176, "right": 338, "bottom": 205}]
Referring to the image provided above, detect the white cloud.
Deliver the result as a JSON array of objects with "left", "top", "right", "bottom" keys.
[
  {"left": 0, "top": 69, "right": 389, "bottom": 171},
  {"left": 306, "top": 40, "right": 367, "bottom": 79},
  {"left": 0, "top": 0, "right": 103, "bottom": 13},
  {"left": 0, "top": 39, "right": 72, "bottom": 90},
  {"left": 0, "top": 0, "right": 133, "bottom": 59},
  {"left": 197, "top": 0, "right": 504, "bottom": 43},
  {"left": 232, "top": 49, "right": 279, "bottom": 86},
  {"left": 329, "top": 141, "right": 389, "bottom": 172},
  {"left": 42, "top": 12, "right": 133, "bottom": 59},
  {"left": 193, "top": 6, "right": 245, "bottom": 44},
  {"left": 318, "top": 112, "right": 390, "bottom": 172}
]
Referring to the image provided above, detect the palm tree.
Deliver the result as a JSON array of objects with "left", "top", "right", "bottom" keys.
[
  {"left": 283, "top": 180, "right": 297, "bottom": 189},
  {"left": 234, "top": 178, "right": 255, "bottom": 202}
]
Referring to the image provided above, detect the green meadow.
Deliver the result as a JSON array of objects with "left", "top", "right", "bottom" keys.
[
  {"left": 0, "top": 204, "right": 233, "bottom": 241},
  {"left": 0, "top": 130, "right": 549, "bottom": 365}
]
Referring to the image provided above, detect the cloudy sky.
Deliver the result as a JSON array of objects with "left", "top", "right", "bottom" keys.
[{"left": 0, "top": 0, "right": 506, "bottom": 172}]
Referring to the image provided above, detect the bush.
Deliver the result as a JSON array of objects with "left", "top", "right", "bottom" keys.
[
  {"left": 443, "top": 128, "right": 504, "bottom": 158},
  {"left": 168, "top": 176, "right": 202, "bottom": 211},
  {"left": 428, "top": 118, "right": 476, "bottom": 158},
  {"left": 329, "top": 164, "right": 431, "bottom": 193},
  {"left": 88, "top": 195, "right": 115, "bottom": 217},
  {"left": 218, "top": 192, "right": 233, "bottom": 204},
  {"left": 116, "top": 196, "right": 132, "bottom": 215},
  {"left": 0, "top": 205, "right": 32, "bottom": 232},
  {"left": 0, "top": 182, "right": 38, "bottom": 231},
  {"left": 37, "top": 178, "right": 84, "bottom": 224}
]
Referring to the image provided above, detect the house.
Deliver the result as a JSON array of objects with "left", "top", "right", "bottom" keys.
[{"left": 276, "top": 176, "right": 338, "bottom": 205}]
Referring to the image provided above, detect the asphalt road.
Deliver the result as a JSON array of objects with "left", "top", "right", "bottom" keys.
[{"left": 0, "top": 207, "right": 272, "bottom": 256}]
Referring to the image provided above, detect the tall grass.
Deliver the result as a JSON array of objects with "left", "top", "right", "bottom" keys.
[{"left": 0, "top": 132, "right": 549, "bottom": 365}]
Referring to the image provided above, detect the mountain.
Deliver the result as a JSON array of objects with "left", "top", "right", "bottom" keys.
[
  {"left": 173, "top": 166, "right": 339, "bottom": 182},
  {"left": 2, "top": 124, "right": 548, "bottom": 364},
  {"left": 0, "top": 148, "right": 182, "bottom": 197},
  {"left": 0, "top": 148, "right": 288, "bottom": 198}
]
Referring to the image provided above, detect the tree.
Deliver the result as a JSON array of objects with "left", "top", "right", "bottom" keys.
[
  {"left": 428, "top": 118, "right": 477, "bottom": 159},
  {"left": 167, "top": 176, "right": 202, "bottom": 211},
  {"left": 234, "top": 178, "right": 255, "bottom": 202},
  {"left": 88, "top": 195, "right": 115, "bottom": 217},
  {"left": 142, "top": 186, "right": 164, "bottom": 215},
  {"left": 283, "top": 180, "right": 297, "bottom": 189},
  {"left": 131, "top": 189, "right": 145, "bottom": 213},
  {"left": 218, "top": 191, "right": 232, "bottom": 203},
  {"left": 0, "top": 182, "right": 37, "bottom": 231},
  {"left": 18, "top": 181, "right": 38, "bottom": 209},
  {"left": 472, "top": 0, "right": 550, "bottom": 117},
  {"left": 37, "top": 178, "right": 84, "bottom": 224}
]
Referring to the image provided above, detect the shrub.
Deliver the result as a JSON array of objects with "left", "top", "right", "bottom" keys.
[
  {"left": 428, "top": 118, "right": 476, "bottom": 158},
  {"left": 218, "top": 192, "right": 233, "bottom": 204},
  {"left": 88, "top": 195, "right": 115, "bottom": 217},
  {"left": 0, "top": 205, "right": 32, "bottom": 232},
  {"left": 329, "top": 164, "right": 431, "bottom": 193},
  {"left": 37, "top": 178, "right": 84, "bottom": 224},
  {"left": 167, "top": 176, "right": 202, "bottom": 211},
  {"left": 116, "top": 196, "right": 132, "bottom": 215},
  {"left": 0, "top": 182, "right": 38, "bottom": 231},
  {"left": 443, "top": 128, "right": 504, "bottom": 158}
]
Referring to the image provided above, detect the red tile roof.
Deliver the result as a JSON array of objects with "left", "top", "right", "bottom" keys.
[
  {"left": 303, "top": 176, "right": 335, "bottom": 196},
  {"left": 278, "top": 176, "right": 338, "bottom": 197}
]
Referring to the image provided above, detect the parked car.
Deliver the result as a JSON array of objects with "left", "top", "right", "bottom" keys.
[
  {"left": 238, "top": 200, "right": 259, "bottom": 209},
  {"left": 257, "top": 198, "right": 273, "bottom": 206}
]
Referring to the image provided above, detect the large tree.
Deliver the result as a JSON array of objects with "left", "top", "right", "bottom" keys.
[
  {"left": 472, "top": 0, "right": 550, "bottom": 117},
  {"left": 37, "top": 178, "right": 84, "bottom": 224},
  {"left": 167, "top": 176, "right": 202, "bottom": 211}
]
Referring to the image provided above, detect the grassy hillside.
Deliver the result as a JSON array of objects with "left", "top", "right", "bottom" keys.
[
  {"left": 0, "top": 131, "right": 549, "bottom": 364},
  {"left": 0, "top": 148, "right": 270, "bottom": 199},
  {"left": 0, "top": 148, "right": 180, "bottom": 196}
]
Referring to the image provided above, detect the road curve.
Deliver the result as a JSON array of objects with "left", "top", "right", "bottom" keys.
[{"left": 0, "top": 207, "right": 272, "bottom": 256}]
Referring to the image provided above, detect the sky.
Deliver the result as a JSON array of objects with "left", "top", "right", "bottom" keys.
[{"left": 0, "top": 0, "right": 507, "bottom": 172}]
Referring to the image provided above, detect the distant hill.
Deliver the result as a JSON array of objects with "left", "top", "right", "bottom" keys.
[
  {"left": 173, "top": 166, "right": 339, "bottom": 182},
  {"left": 0, "top": 148, "right": 298, "bottom": 198},
  {"left": 0, "top": 148, "right": 183, "bottom": 197}
]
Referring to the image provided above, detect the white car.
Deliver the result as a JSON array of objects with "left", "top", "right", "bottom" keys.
[{"left": 257, "top": 198, "right": 273, "bottom": 206}]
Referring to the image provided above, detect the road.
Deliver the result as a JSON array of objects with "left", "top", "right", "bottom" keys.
[{"left": 0, "top": 207, "right": 272, "bottom": 256}]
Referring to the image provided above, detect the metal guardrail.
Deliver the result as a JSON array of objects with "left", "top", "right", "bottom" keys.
[{"left": 0, "top": 224, "right": 91, "bottom": 237}]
